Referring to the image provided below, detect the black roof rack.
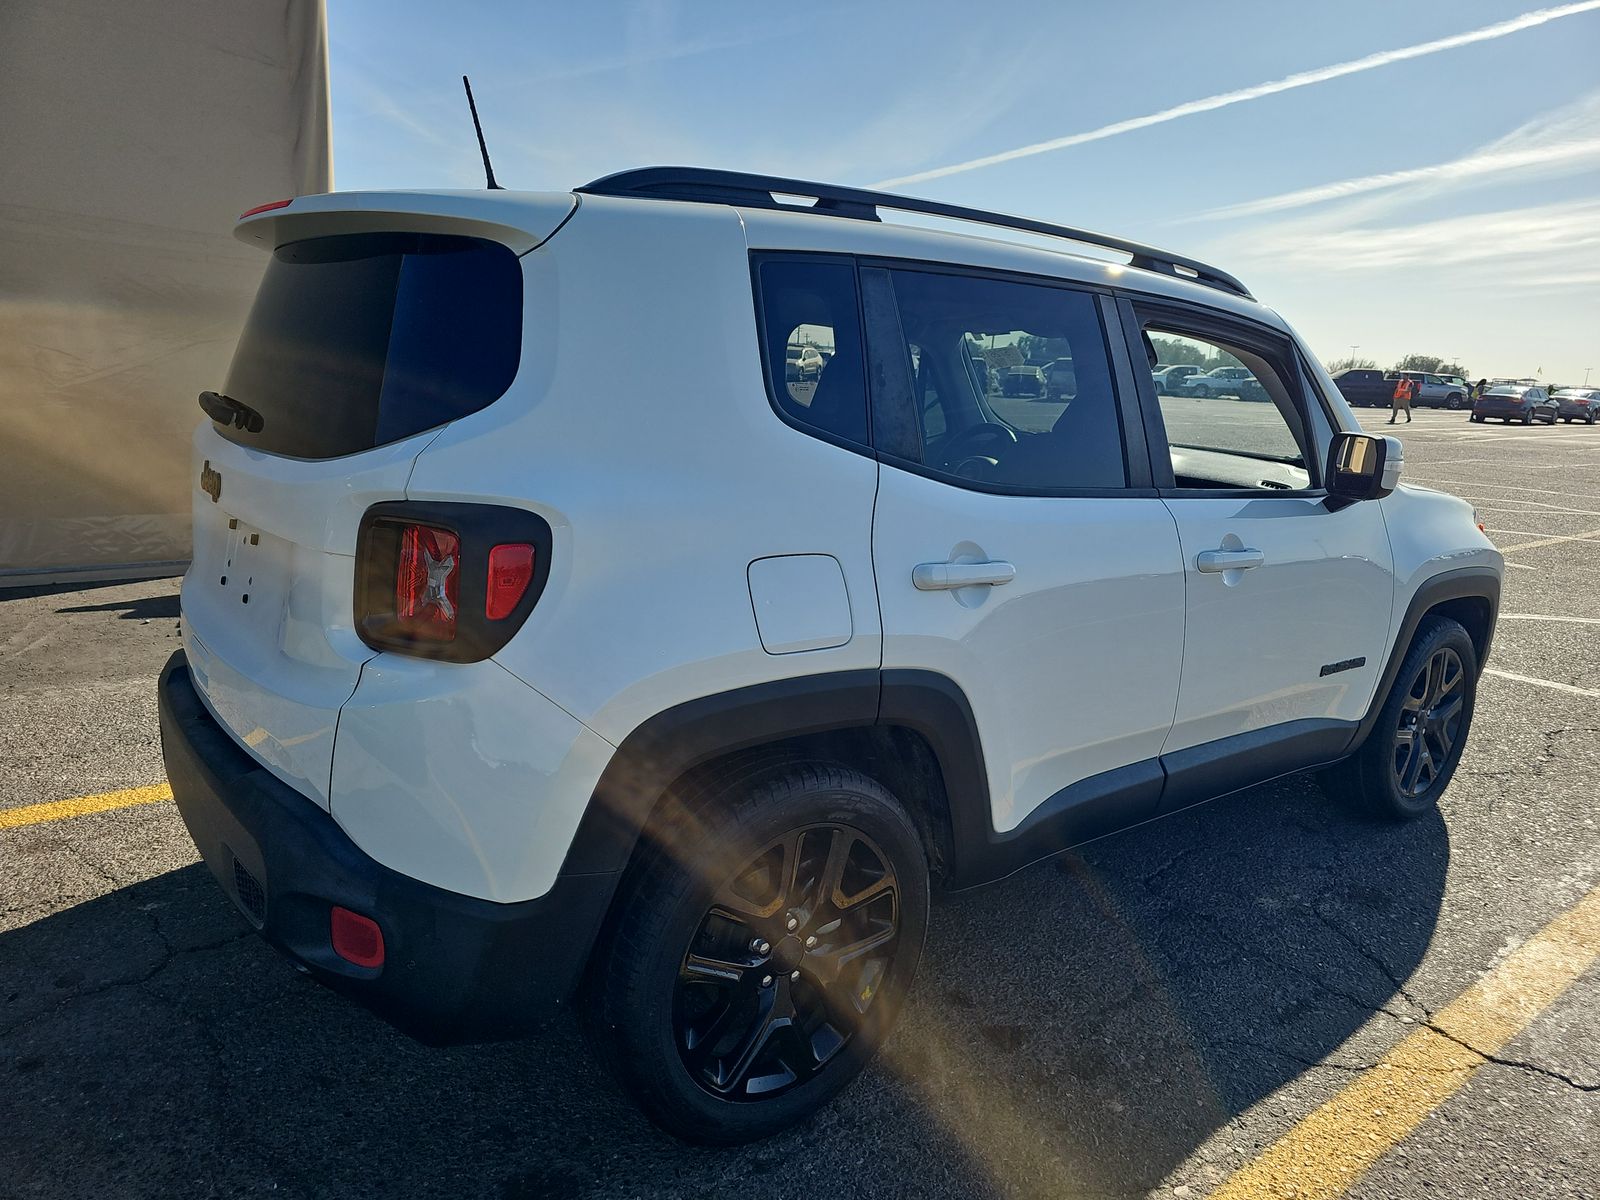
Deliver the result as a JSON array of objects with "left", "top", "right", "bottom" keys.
[{"left": 576, "top": 166, "right": 1253, "bottom": 300}]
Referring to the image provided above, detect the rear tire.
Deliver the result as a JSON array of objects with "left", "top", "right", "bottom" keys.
[
  {"left": 1321, "top": 616, "right": 1478, "bottom": 821},
  {"left": 585, "top": 758, "right": 929, "bottom": 1144}
]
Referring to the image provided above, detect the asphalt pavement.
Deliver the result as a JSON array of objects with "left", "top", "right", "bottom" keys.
[{"left": 1, "top": 406, "right": 1596, "bottom": 1199}]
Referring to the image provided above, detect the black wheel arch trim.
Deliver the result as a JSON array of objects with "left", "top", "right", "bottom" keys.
[
  {"left": 1348, "top": 564, "right": 1500, "bottom": 753},
  {"left": 558, "top": 667, "right": 1002, "bottom": 890}
]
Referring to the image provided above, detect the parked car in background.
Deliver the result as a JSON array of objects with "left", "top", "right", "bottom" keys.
[
  {"left": 793, "top": 345, "right": 826, "bottom": 380},
  {"left": 1002, "top": 365, "right": 1047, "bottom": 397},
  {"left": 1187, "top": 366, "right": 1258, "bottom": 398},
  {"left": 1385, "top": 371, "right": 1467, "bottom": 410},
  {"left": 1153, "top": 363, "right": 1202, "bottom": 395},
  {"left": 1331, "top": 367, "right": 1390, "bottom": 407},
  {"left": 1471, "top": 384, "right": 1558, "bottom": 424},
  {"left": 1042, "top": 357, "right": 1077, "bottom": 400},
  {"left": 1553, "top": 388, "right": 1600, "bottom": 424}
]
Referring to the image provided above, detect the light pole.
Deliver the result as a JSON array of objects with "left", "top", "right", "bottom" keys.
[{"left": 1586, "top": 366, "right": 1594, "bottom": 386}]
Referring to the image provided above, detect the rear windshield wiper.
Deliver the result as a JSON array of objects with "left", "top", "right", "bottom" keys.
[{"left": 198, "top": 390, "right": 264, "bottom": 434}]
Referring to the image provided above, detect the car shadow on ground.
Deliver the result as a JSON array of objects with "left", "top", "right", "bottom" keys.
[
  {"left": 55, "top": 593, "right": 181, "bottom": 621},
  {"left": 1, "top": 775, "right": 1446, "bottom": 1200}
]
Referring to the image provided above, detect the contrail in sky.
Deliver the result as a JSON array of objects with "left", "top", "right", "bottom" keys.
[
  {"left": 871, "top": 1, "right": 1600, "bottom": 188},
  {"left": 1192, "top": 137, "right": 1600, "bottom": 221}
]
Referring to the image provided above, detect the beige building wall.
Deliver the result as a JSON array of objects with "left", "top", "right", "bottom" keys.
[{"left": 0, "top": 0, "right": 332, "bottom": 582}]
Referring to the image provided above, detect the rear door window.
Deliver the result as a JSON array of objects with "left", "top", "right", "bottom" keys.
[
  {"left": 220, "top": 232, "right": 523, "bottom": 460},
  {"left": 869, "top": 266, "right": 1128, "bottom": 492},
  {"left": 753, "top": 257, "right": 869, "bottom": 446}
]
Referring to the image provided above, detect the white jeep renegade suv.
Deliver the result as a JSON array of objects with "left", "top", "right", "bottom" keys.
[{"left": 159, "top": 168, "right": 1502, "bottom": 1144}]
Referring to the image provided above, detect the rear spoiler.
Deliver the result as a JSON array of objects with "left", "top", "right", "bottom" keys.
[{"left": 234, "top": 190, "right": 579, "bottom": 255}]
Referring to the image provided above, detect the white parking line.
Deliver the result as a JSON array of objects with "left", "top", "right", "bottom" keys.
[
  {"left": 1499, "top": 613, "right": 1600, "bottom": 625},
  {"left": 1498, "top": 527, "right": 1600, "bottom": 555},
  {"left": 1504, "top": 561, "right": 1538, "bottom": 571},
  {"left": 1484, "top": 669, "right": 1600, "bottom": 698},
  {"left": 1408, "top": 478, "right": 1600, "bottom": 502},
  {"left": 1476, "top": 502, "right": 1600, "bottom": 518}
]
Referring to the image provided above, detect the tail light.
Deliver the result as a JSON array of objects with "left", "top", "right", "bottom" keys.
[
  {"left": 355, "top": 502, "right": 552, "bottom": 662},
  {"left": 486, "top": 543, "right": 536, "bottom": 619},
  {"left": 239, "top": 198, "right": 292, "bottom": 219},
  {"left": 396, "top": 525, "right": 461, "bottom": 641}
]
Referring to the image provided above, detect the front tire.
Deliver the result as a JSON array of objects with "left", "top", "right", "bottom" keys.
[
  {"left": 586, "top": 759, "right": 929, "bottom": 1144},
  {"left": 1446, "top": 393, "right": 1463, "bottom": 410},
  {"left": 1322, "top": 616, "right": 1478, "bottom": 821}
]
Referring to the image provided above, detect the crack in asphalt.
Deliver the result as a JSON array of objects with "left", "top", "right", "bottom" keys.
[
  {"left": 0, "top": 925, "right": 254, "bottom": 1040},
  {"left": 1282, "top": 908, "right": 1600, "bottom": 1095},
  {"left": 2, "top": 834, "right": 255, "bottom": 1040},
  {"left": 1117, "top": 816, "right": 1600, "bottom": 1099}
]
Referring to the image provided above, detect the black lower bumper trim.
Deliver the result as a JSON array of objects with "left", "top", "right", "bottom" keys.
[{"left": 157, "top": 650, "right": 617, "bottom": 1044}]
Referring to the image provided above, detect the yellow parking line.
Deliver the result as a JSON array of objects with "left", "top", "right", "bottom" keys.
[
  {"left": 1210, "top": 883, "right": 1600, "bottom": 1200},
  {"left": 0, "top": 782, "right": 173, "bottom": 830}
]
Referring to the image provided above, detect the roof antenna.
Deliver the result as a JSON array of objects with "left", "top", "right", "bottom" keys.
[{"left": 462, "top": 75, "right": 502, "bottom": 190}]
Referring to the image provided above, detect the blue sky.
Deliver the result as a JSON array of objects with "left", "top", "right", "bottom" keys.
[{"left": 329, "top": 0, "right": 1600, "bottom": 384}]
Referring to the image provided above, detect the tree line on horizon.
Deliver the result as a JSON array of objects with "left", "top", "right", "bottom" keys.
[{"left": 1326, "top": 352, "right": 1471, "bottom": 377}]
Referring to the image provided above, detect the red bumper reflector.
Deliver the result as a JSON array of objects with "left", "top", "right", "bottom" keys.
[
  {"left": 239, "top": 198, "right": 293, "bottom": 219},
  {"left": 486, "top": 542, "right": 535, "bottom": 619},
  {"left": 330, "top": 906, "right": 385, "bottom": 968}
]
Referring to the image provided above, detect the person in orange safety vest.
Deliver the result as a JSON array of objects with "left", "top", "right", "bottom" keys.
[{"left": 1388, "top": 374, "right": 1414, "bottom": 424}]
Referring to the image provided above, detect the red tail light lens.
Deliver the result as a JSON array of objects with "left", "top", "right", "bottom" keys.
[
  {"left": 330, "top": 906, "right": 385, "bottom": 969},
  {"left": 486, "top": 543, "right": 535, "bottom": 619},
  {"left": 356, "top": 503, "right": 551, "bottom": 662},
  {"left": 395, "top": 525, "right": 460, "bottom": 641},
  {"left": 239, "top": 198, "right": 292, "bottom": 219}
]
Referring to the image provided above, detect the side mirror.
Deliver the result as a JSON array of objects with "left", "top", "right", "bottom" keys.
[{"left": 1327, "top": 432, "right": 1401, "bottom": 505}]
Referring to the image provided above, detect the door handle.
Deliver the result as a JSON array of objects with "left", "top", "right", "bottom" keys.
[
  {"left": 1196, "top": 548, "right": 1265, "bottom": 573},
  {"left": 912, "top": 560, "right": 1017, "bottom": 590}
]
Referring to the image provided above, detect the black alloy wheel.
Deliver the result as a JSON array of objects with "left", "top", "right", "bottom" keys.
[
  {"left": 585, "top": 760, "right": 928, "bottom": 1144},
  {"left": 1391, "top": 646, "right": 1466, "bottom": 800},
  {"left": 674, "top": 823, "right": 900, "bottom": 1101},
  {"left": 1320, "top": 615, "right": 1478, "bottom": 821}
]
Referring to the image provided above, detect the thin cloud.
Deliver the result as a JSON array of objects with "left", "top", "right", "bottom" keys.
[
  {"left": 871, "top": 0, "right": 1600, "bottom": 189},
  {"left": 1193, "top": 137, "right": 1600, "bottom": 221},
  {"left": 1192, "top": 88, "right": 1600, "bottom": 221},
  {"left": 1248, "top": 198, "right": 1600, "bottom": 272}
]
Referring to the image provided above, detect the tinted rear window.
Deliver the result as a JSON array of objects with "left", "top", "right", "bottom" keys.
[{"left": 220, "top": 233, "right": 522, "bottom": 459}]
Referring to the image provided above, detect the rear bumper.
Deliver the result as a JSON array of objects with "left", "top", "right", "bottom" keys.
[{"left": 157, "top": 650, "right": 618, "bottom": 1043}]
